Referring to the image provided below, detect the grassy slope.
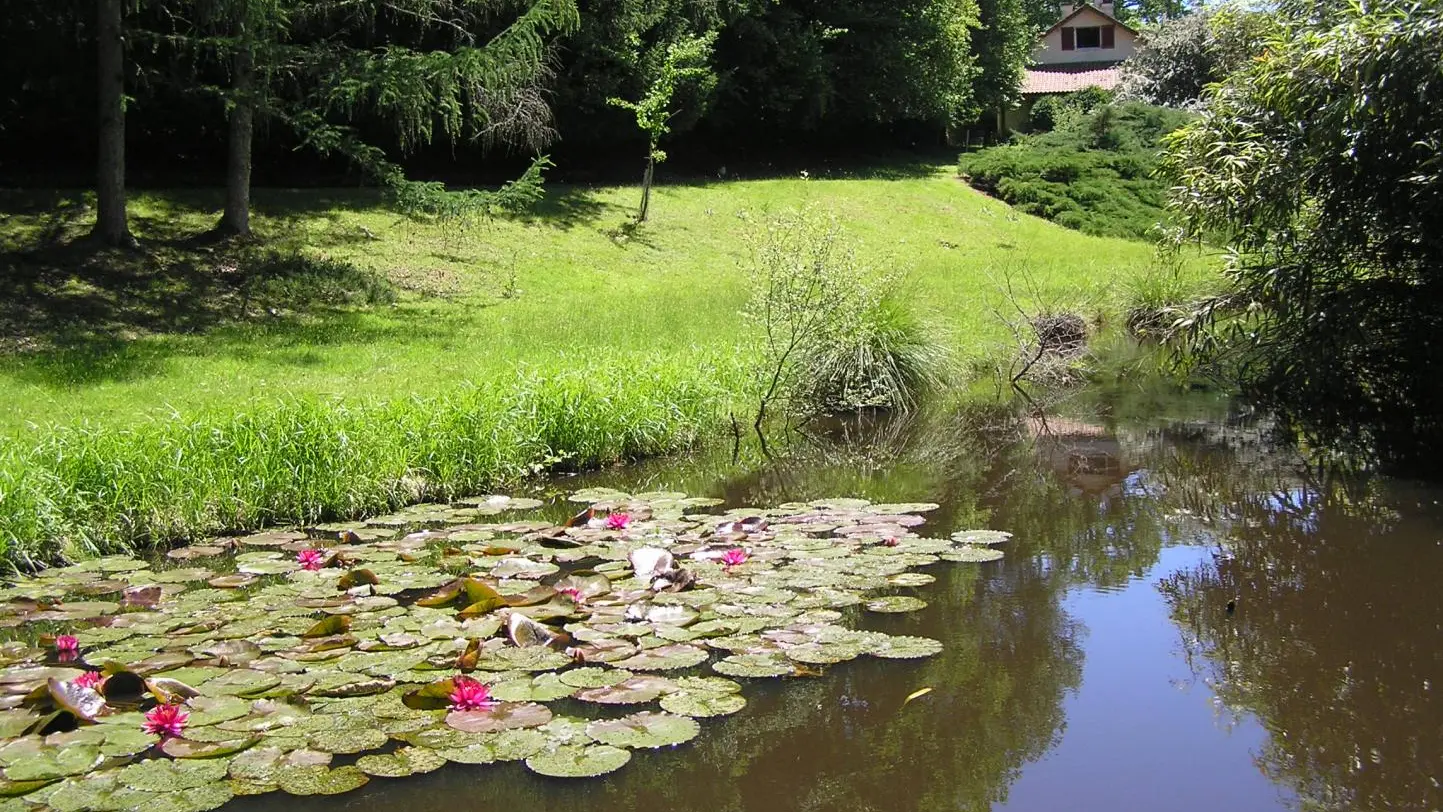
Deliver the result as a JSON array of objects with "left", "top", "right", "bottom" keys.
[
  {"left": 0, "top": 167, "right": 1207, "bottom": 564},
  {"left": 0, "top": 168, "right": 1167, "bottom": 432}
]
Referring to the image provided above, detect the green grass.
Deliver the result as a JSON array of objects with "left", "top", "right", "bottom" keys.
[
  {"left": 958, "top": 103, "right": 1195, "bottom": 240},
  {"left": 0, "top": 164, "right": 1210, "bottom": 565}
]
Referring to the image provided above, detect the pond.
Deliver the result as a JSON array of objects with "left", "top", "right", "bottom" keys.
[{"left": 5, "top": 377, "right": 1442, "bottom": 812}]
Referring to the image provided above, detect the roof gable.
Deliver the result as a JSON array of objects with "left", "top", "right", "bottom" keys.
[{"left": 1041, "top": 3, "right": 1139, "bottom": 36}]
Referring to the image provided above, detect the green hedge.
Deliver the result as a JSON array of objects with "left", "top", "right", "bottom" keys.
[{"left": 958, "top": 102, "right": 1193, "bottom": 240}]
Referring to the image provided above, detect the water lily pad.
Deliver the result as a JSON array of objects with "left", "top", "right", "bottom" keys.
[
  {"left": 2, "top": 744, "right": 102, "bottom": 781},
  {"left": 355, "top": 746, "right": 447, "bottom": 778},
  {"left": 950, "top": 529, "right": 1012, "bottom": 545},
  {"left": 659, "top": 691, "right": 747, "bottom": 717},
  {"left": 585, "top": 712, "right": 699, "bottom": 749},
  {"left": 206, "top": 575, "right": 257, "bottom": 589},
  {"left": 117, "top": 758, "right": 228, "bottom": 792},
  {"left": 444, "top": 702, "right": 552, "bottom": 733},
  {"left": 863, "top": 634, "right": 944, "bottom": 659},
  {"left": 274, "top": 764, "right": 370, "bottom": 796},
  {"left": 308, "top": 726, "right": 388, "bottom": 754},
  {"left": 487, "top": 673, "right": 573, "bottom": 703},
  {"left": 864, "top": 596, "right": 928, "bottom": 613},
  {"left": 524, "top": 744, "right": 631, "bottom": 778},
  {"left": 572, "top": 675, "right": 676, "bottom": 705},
  {"left": 557, "top": 667, "right": 631, "bottom": 689},
  {"left": 200, "top": 669, "right": 280, "bottom": 696},
  {"left": 712, "top": 654, "right": 794, "bottom": 678},
  {"left": 939, "top": 547, "right": 1006, "bottom": 563},
  {"left": 612, "top": 644, "right": 709, "bottom": 672},
  {"left": 887, "top": 573, "right": 936, "bottom": 587},
  {"left": 160, "top": 735, "right": 259, "bottom": 759}
]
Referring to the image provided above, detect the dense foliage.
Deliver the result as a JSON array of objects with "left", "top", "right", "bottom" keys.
[
  {"left": 1116, "top": 5, "right": 1277, "bottom": 107},
  {"left": 1161, "top": 0, "right": 1443, "bottom": 473},
  {"left": 958, "top": 102, "right": 1191, "bottom": 239}
]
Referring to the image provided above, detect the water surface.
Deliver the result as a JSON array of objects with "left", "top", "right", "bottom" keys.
[{"left": 239, "top": 386, "right": 1443, "bottom": 812}]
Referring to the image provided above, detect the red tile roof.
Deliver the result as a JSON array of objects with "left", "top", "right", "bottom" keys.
[{"left": 1022, "top": 65, "right": 1121, "bottom": 95}]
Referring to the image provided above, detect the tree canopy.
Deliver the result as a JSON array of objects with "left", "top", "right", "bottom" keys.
[{"left": 1161, "top": 0, "right": 1443, "bottom": 472}]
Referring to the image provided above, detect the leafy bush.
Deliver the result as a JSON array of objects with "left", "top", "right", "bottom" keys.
[
  {"left": 798, "top": 294, "right": 950, "bottom": 412},
  {"left": 958, "top": 102, "right": 1192, "bottom": 240},
  {"left": 1160, "top": 0, "right": 1443, "bottom": 474},
  {"left": 1117, "top": 5, "right": 1278, "bottom": 107}
]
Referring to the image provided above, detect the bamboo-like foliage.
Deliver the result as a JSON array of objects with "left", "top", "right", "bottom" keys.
[{"left": 1160, "top": 0, "right": 1443, "bottom": 473}]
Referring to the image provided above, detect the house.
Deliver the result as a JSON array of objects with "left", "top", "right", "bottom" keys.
[{"left": 1001, "top": 1, "right": 1140, "bottom": 131}]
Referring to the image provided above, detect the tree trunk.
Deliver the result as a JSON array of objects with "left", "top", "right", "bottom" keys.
[
  {"left": 637, "top": 155, "right": 654, "bottom": 223},
  {"left": 216, "top": 41, "right": 255, "bottom": 237},
  {"left": 92, "top": 0, "right": 135, "bottom": 247}
]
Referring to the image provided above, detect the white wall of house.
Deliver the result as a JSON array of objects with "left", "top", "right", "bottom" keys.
[{"left": 1032, "top": 6, "right": 1137, "bottom": 65}]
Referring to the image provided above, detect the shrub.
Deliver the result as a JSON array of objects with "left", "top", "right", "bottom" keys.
[
  {"left": 959, "top": 102, "right": 1192, "bottom": 240},
  {"left": 742, "top": 208, "right": 949, "bottom": 422}
]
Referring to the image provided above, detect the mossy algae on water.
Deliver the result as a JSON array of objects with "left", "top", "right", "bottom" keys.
[{"left": 0, "top": 490, "right": 1007, "bottom": 809}]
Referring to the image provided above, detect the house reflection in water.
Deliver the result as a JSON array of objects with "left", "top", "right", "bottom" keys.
[{"left": 1027, "top": 416, "right": 1132, "bottom": 497}]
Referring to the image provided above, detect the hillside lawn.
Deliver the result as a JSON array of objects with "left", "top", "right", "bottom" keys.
[{"left": 0, "top": 164, "right": 1215, "bottom": 564}]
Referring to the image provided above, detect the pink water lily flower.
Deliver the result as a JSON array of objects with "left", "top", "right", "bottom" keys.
[
  {"left": 142, "top": 704, "right": 189, "bottom": 738},
  {"left": 296, "top": 549, "right": 326, "bottom": 571},
  {"left": 557, "top": 586, "right": 584, "bottom": 604},
  {"left": 54, "top": 635, "right": 79, "bottom": 655},
  {"left": 881, "top": 537, "right": 900, "bottom": 548},
  {"left": 604, "top": 512, "right": 631, "bottom": 531},
  {"left": 74, "top": 671, "right": 104, "bottom": 690},
  {"left": 448, "top": 676, "right": 496, "bottom": 711},
  {"left": 721, "top": 548, "right": 749, "bottom": 567}
]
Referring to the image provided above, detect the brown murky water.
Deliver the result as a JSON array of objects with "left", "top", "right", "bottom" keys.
[{"left": 239, "top": 385, "right": 1443, "bottom": 812}]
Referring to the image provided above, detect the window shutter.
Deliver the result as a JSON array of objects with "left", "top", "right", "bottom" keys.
[
  {"left": 1061, "top": 27, "right": 1075, "bottom": 50},
  {"left": 1101, "top": 25, "right": 1115, "bottom": 48}
]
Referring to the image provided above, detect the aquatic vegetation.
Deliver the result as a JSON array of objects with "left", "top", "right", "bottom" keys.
[
  {"left": 0, "top": 489, "right": 1007, "bottom": 808},
  {"left": 52, "top": 635, "right": 78, "bottom": 655}
]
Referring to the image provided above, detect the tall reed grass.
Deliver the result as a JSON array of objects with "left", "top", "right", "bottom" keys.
[{"left": 0, "top": 353, "right": 746, "bottom": 569}]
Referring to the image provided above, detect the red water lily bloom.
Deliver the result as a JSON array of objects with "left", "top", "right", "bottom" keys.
[
  {"left": 74, "top": 671, "right": 104, "bottom": 690},
  {"left": 721, "top": 548, "right": 749, "bottom": 567},
  {"left": 881, "top": 537, "right": 900, "bottom": 547},
  {"left": 448, "top": 676, "right": 496, "bottom": 711},
  {"left": 54, "top": 635, "right": 79, "bottom": 654},
  {"left": 296, "top": 549, "right": 326, "bottom": 571},
  {"left": 557, "top": 587, "right": 584, "bottom": 604},
  {"left": 604, "top": 512, "right": 631, "bottom": 531},
  {"left": 142, "top": 704, "right": 189, "bottom": 738}
]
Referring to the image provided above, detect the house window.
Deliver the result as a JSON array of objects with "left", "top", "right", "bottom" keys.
[{"left": 1061, "top": 25, "right": 1115, "bottom": 50}]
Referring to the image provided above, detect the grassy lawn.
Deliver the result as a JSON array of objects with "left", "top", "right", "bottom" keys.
[
  {"left": 0, "top": 163, "right": 1213, "bottom": 564},
  {"left": 0, "top": 165, "right": 1181, "bottom": 431}
]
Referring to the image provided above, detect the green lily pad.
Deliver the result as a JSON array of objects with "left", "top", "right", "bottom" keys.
[
  {"left": 887, "top": 573, "right": 936, "bottom": 587},
  {"left": 712, "top": 654, "right": 794, "bottom": 678},
  {"left": 950, "top": 529, "right": 1012, "bottom": 545},
  {"left": 659, "top": 691, "right": 748, "bottom": 717},
  {"left": 274, "top": 764, "right": 370, "bottom": 796},
  {"left": 557, "top": 667, "right": 631, "bottom": 689},
  {"left": 864, "top": 634, "right": 944, "bottom": 659},
  {"left": 444, "top": 702, "right": 552, "bottom": 733},
  {"left": 117, "top": 758, "right": 228, "bottom": 792},
  {"left": 939, "top": 547, "right": 1006, "bottom": 563},
  {"left": 611, "top": 644, "right": 709, "bottom": 672},
  {"left": 572, "top": 676, "right": 677, "bottom": 705},
  {"left": 2, "top": 743, "right": 102, "bottom": 781},
  {"left": 355, "top": 746, "right": 447, "bottom": 778},
  {"left": 864, "top": 596, "right": 929, "bottom": 613},
  {"left": 160, "top": 735, "right": 260, "bottom": 759},
  {"left": 524, "top": 744, "right": 631, "bottom": 778},
  {"left": 585, "top": 712, "right": 699, "bottom": 749},
  {"left": 307, "top": 726, "right": 388, "bottom": 754}
]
